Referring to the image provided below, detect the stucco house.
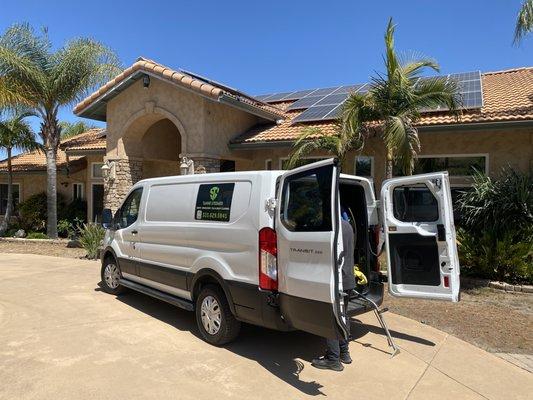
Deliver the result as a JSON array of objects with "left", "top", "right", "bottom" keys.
[{"left": 1, "top": 57, "right": 532, "bottom": 222}]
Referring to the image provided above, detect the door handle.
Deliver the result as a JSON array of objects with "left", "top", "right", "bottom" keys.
[{"left": 131, "top": 230, "right": 138, "bottom": 235}]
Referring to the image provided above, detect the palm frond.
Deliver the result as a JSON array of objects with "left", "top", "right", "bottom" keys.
[
  {"left": 383, "top": 116, "right": 420, "bottom": 175},
  {"left": 287, "top": 127, "right": 340, "bottom": 169},
  {"left": 514, "top": 0, "right": 533, "bottom": 44},
  {"left": 50, "top": 38, "right": 122, "bottom": 106}
]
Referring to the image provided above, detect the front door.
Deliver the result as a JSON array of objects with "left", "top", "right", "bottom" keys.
[
  {"left": 275, "top": 159, "right": 349, "bottom": 340},
  {"left": 92, "top": 184, "right": 104, "bottom": 223},
  {"left": 381, "top": 172, "right": 460, "bottom": 302}
]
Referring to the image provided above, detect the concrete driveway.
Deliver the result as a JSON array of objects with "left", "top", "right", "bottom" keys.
[{"left": 0, "top": 254, "right": 531, "bottom": 400}]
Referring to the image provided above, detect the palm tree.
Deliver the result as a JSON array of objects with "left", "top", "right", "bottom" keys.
[
  {"left": 0, "top": 111, "right": 39, "bottom": 235},
  {"left": 0, "top": 23, "right": 121, "bottom": 238},
  {"left": 341, "top": 18, "right": 460, "bottom": 179},
  {"left": 514, "top": 0, "right": 533, "bottom": 44},
  {"left": 60, "top": 120, "right": 97, "bottom": 139},
  {"left": 287, "top": 126, "right": 364, "bottom": 169}
]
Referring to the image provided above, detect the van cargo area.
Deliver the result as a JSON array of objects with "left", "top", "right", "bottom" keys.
[{"left": 339, "top": 179, "right": 384, "bottom": 316}]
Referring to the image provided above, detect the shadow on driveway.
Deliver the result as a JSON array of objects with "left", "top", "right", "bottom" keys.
[{"left": 107, "top": 286, "right": 435, "bottom": 396}]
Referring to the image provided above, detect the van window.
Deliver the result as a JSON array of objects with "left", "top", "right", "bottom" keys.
[
  {"left": 392, "top": 185, "right": 439, "bottom": 222},
  {"left": 145, "top": 183, "right": 195, "bottom": 222},
  {"left": 118, "top": 188, "right": 143, "bottom": 228},
  {"left": 281, "top": 165, "right": 333, "bottom": 232}
]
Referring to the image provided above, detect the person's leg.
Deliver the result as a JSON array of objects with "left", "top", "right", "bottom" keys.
[
  {"left": 340, "top": 296, "right": 352, "bottom": 364},
  {"left": 311, "top": 338, "right": 344, "bottom": 371}
]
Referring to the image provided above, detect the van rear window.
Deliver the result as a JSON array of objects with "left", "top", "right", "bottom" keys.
[{"left": 195, "top": 183, "right": 235, "bottom": 222}]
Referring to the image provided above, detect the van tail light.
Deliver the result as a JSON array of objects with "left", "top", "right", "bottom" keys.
[
  {"left": 443, "top": 276, "right": 450, "bottom": 288},
  {"left": 372, "top": 225, "right": 381, "bottom": 272},
  {"left": 259, "top": 227, "right": 278, "bottom": 291}
]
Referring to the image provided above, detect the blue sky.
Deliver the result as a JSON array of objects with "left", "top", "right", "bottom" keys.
[{"left": 0, "top": 0, "right": 531, "bottom": 157}]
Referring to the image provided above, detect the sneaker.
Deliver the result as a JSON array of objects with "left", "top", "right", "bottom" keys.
[
  {"left": 311, "top": 356, "right": 344, "bottom": 372},
  {"left": 340, "top": 352, "right": 352, "bottom": 364}
]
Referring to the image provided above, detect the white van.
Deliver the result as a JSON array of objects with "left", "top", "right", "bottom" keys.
[{"left": 100, "top": 159, "right": 460, "bottom": 345}]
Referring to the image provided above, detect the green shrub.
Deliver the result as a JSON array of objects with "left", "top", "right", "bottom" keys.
[
  {"left": 17, "top": 192, "right": 67, "bottom": 232},
  {"left": 57, "top": 219, "right": 73, "bottom": 238},
  {"left": 79, "top": 223, "right": 105, "bottom": 259},
  {"left": 457, "top": 229, "right": 532, "bottom": 283},
  {"left": 26, "top": 232, "right": 49, "bottom": 239},
  {"left": 457, "top": 167, "right": 533, "bottom": 284},
  {"left": 62, "top": 199, "right": 87, "bottom": 223}
]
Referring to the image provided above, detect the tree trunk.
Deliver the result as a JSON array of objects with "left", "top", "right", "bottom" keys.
[
  {"left": 385, "top": 148, "right": 394, "bottom": 180},
  {"left": 42, "top": 113, "right": 60, "bottom": 239},
  {"left": 0, "top": 147, "right": 13, "bottom": 236}
]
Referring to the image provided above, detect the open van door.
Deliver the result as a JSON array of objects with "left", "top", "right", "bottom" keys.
[
  {"left": 381, "top": 172, "right": 460, "bottom": 302},
  {"left": 275, "top": 159, "right": 349, "bottom": 340}
]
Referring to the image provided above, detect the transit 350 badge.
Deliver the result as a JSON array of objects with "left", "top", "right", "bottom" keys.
[{"left": 195, "top": 183, "right": 235, "bottom": 222}]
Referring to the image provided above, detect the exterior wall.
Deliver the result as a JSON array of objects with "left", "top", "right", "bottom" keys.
[
  {"left": 241, "top": 127, "right": 533, "bottom": 188},
  {"left": 0, "top": 155, "right": 104, "bottom": 221},
  {"left": 102, "top": 77, "right": 262, "bottom": 208}
]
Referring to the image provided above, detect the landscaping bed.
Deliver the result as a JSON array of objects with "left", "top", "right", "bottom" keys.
[
  {"left": 0, "top": 238, "right": 87, "bottom": 259},
  {"left": 384, "top": 286, "right": 533, "bottom": 354}
]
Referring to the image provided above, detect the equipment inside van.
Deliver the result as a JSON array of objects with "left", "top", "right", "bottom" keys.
[{"left": 100, "top": 158, "right": 460, "bottom": 347}]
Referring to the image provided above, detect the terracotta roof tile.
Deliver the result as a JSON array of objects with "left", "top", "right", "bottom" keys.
[
  {"left": 0, "top": 129, "right": 106, "bottom": 172},
  {"left": 74, "top": 57, "right": 284, "bottom": 119},
  {"left": 233, "top": 67, "right": 533, "bottom": 144}
]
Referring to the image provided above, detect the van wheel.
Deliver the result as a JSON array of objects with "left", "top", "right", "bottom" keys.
[
  {"left": 195, "top": 285, "right": 241, "bottom": 346},
  {"left": 101, "top": 258, "right": 125, "bottom": 295}
]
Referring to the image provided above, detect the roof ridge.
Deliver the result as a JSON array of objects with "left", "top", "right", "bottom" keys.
[{"left": 483, "top": 66, "right": 533, "bottom": 76}]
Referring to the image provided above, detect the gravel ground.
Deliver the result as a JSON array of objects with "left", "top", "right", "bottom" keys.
[
  {"left": 0, "top": 239, "right": 87, "bottom": 259},
  {"left": 384, "top": 287, "right": 533, "bottom": 354}
]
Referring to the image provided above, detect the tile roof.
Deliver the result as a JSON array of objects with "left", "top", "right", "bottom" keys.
[
  {"left": 74, "top": 57, "right": 285, "bottom": 120},
  {"left": 60, "top": 128, "right": 106, "bottom": 152},
  {"left": 0, "top": 129, "right": 105, "bottom": 173},
  {"left": 232, "top": 67, "right": 533, "bottom": 144}
]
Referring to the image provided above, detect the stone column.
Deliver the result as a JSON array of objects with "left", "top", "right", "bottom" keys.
[
  {"left": 104, "top": 158, "right": 143, "bottom": 212},
  {"left": 191, "top": 157, "right": 220, "bottom": 173}
]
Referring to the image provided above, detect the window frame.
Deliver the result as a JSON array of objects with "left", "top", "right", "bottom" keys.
[
  {"left": 278, "top": 156, "right": 326, "bottom": 170},
  {"left": 354, "top": 155, "right": 374, "bottom": 178},
  {"left": 91, "top": 162, "right": 105, "bottom": 179},
  {"left": 265, "top": 159, "right": 272, "bottom": 170},
  {"left": 395, "top": 153, "right": 489, "bottom": 178},
  {"left": 72, "top": 183, "right": 84, "bottom": 201},
  {"left": 0, "top": 183, "right": 21, "bottom": 215}
]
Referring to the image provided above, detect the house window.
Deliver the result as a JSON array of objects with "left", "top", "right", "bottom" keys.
[
  {"left": 91, "top": 163, "right": 105, "bottom": 179},
  {"left": 265, "top": 159, "right": 272, "bottom": 170},
  {"left": 73, "top": 183, "right": 84, "bottom": 201},
  {"left": 394, "top": 155, "right": 487, "bottom": 177},
  {"left": 354, "top": 156, "right": 374, "bottom": 177},
  {"left": 0, "top": 184, "right": 20, "bottom": 215},
  {"left": 279, "top": 157, "right": 326, "bottom": 170}
]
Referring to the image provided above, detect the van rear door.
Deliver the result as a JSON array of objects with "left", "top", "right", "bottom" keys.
[
  {"left": 381, "top": 172, "right": 460, "bottom": 302},
  {"left": 275, "top": 159, "right": 349, "bottom": 340}
]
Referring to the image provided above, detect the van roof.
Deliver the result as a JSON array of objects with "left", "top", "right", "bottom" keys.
[{"left": 135, "top": 170, "right": 284, "bottom": 186}]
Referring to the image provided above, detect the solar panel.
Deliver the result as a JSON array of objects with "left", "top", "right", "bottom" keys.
[
  {"left": 287, "top": 95, "right": 323, "bottom": 110},
  {"left": 291, "top": 104, "right": 340, "bottom": 123},
  {"left": 258, "top": 71, "right": 483, "bottom": 123}
]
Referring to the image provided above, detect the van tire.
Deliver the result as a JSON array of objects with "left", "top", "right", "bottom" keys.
[
  {"left": 195, "top": 284, "right": 241, "bottom": 345},
  {"left": 100, "top": 257, "right": 125, "bottom": 295}
]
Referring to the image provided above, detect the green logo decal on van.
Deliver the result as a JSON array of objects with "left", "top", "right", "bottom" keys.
[
  {"left": 210, "top": 186, "right": 219, "bottom": 201},
  {"left": 195, "top": 183, "right": 235, "bottom": 222}
]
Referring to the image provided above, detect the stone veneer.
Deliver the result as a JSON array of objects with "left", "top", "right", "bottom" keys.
[
  {"left": 192, "top": 157, "right": 220, "bottom": 174},
  {"left": 104, "top": 158, "right": 143, "bottom": 212}
]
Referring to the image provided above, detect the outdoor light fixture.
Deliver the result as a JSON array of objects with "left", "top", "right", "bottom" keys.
[
  {"left": 101, "top": 161, "right": 116, "bottom": 180},
  {"left": 143, "top": 74, "right": 150, "bottom": 89},
  {"left": 180, "top": 156, "right": 194, "bottom": 175}
]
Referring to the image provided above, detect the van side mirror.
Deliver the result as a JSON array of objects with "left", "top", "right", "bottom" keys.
[{"left": 102, "top": 208, "right": 114, "bottom": 229}]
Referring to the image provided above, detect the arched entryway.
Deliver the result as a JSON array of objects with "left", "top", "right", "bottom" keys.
[{"left": 121, "top": 113, "right": 183, "bottom": 180}]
